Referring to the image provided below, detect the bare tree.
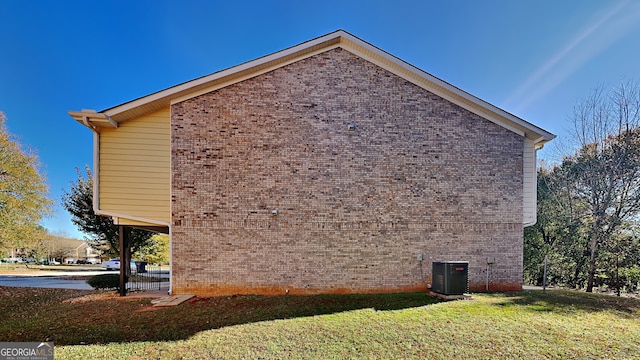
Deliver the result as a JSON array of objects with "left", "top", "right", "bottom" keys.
[{"left": 567, "top": 80, "right": 640, "bottom": 292}]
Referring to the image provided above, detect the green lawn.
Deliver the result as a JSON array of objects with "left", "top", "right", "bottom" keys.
[{"left": 1, "top": 286, "right": 638, "bottom": 359}]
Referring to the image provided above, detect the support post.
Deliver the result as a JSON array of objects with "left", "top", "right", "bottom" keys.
[{"left": 118, "top": 225, "right": 131, "bottom": 296}]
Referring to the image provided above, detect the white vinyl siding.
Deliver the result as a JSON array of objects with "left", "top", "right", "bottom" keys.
[
  {"left": 522, "top": 137, "right": 536, "bottom": 226},
  {"left": 98, "top": 108, "right": 170, "bottom": 224}
]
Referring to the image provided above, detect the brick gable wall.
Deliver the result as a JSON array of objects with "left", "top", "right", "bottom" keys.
[{"left": 171, "top": 48, "right": 524, "bottom": 296}]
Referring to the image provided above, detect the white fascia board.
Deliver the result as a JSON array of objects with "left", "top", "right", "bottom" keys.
[
  {"left": 170, "top": 36, "right": 343, "bottom": 104},
  {"left": 337, "top": 33, "right": 534, "bottom": 140},
  {"left": 171, "top": 43, "right": 341, "bottom": 105},
  {"left": 97, "top": 30, "right": 555, "bottom": 143},
  {"left": 108, "top": 31, "right": 345, "bottom": 116},
  {"left": 68, "top": 110, "right": 118, "bottom": 129},
  {"left": 97, "top": 209, "right": 171, "bottom": 227}
]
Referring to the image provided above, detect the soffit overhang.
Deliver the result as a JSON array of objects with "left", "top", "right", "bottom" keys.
[{"left": 69, "top": 30, "right": 555, "bottom": 146}]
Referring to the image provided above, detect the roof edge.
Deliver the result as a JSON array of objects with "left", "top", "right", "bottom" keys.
[{"left": 70, "top": 29, "right": 555, "bottom": 143}]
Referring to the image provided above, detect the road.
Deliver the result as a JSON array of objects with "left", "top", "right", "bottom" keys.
[
  {"left": 0, "top": 275, "right": 95, "bottom": 290},
  {"left": 0, "top": 269, "right": 170, "bottom": 291}
]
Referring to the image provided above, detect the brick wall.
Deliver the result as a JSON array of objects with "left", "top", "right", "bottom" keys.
[{"left": 171, "top": 48, "right": 524, "bottom": 296}]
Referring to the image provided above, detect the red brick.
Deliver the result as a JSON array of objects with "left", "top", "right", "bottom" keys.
[{"left": 171, "top": 48, "right": 523, "bottom": 296}]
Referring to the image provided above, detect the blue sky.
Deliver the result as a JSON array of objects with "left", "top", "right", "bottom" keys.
[{"left": 1, "top": 0, "right": 640, "bottom": 239}]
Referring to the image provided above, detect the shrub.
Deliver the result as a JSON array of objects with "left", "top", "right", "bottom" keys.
[{"left": 87, "top": 274, "right": 120, "bottom": 290}]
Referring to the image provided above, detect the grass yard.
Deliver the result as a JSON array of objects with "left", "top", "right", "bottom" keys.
[{"left": 1, "top": 287, "right": 639, "bottom": 359}]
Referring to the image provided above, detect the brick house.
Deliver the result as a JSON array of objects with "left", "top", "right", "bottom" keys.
[{"left": 70, "top": 30, "right": 554, "bottom": 296}]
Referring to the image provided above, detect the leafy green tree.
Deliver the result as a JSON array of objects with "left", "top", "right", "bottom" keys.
[
  {"left": 135, "top": 234, "right": 169, "bottom": 264},
  {"left": 599, "top": 226, "right": 640, "bottom": 294},
  {"left": 564, "top": 128, "right": 640, "bottom": 292},
  {"left": 527, "top": 81, "right": 640, "bottom": 293},
  {"left": 61, "top": 166, "right": 153, "bottom": 256},
  {"left": 567, "top": 81, "right": 640, "bottom": 292},
  {"left": 524, "top": 166, "right": 589, "bottom": 288},
  {"left": 0, "top": 111, "right": 52, "bottom": 254}
]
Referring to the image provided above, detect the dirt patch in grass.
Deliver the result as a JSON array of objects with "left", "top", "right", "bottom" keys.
[
  {"left": 62, "top": 291, "right": 118, "bottom": 304},
  {"left": 133, "top": 306, "right": 165, "bottom": 313}
]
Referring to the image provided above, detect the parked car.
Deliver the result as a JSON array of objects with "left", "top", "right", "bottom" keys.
[
  {"left": 77, "top": 258, "right": 101, "bottom": 264},
  {"left": 101, "top": 259, "right": 137, "bottom": 274}
]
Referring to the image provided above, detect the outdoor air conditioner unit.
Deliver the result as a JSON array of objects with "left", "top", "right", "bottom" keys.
[{"left": 431, "top": 261, "right": 469, "bottom": 295}]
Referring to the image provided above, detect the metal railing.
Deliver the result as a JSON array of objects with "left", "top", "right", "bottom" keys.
[{"left": 126, "top": 264, "right": 169, "bottom": 292}]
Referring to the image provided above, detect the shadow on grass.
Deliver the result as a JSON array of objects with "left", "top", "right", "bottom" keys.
[
  {"left": 0, "top": 287, "right": 440, "bottom": 345},
  {"left": 487, "top": 289, "right": 640, "bottom": 317},
  {"left": 9, "top": 287, "right": 638, "bottom": 345}
]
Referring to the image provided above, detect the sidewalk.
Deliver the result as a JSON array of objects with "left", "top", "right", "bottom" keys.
[{"left": 0, "top": 268, "right": 170, "bottom": 295}]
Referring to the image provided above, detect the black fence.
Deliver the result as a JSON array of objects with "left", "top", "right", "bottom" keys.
[{"left": 126, "top": 264, "right": 169, "bottom": 292}]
